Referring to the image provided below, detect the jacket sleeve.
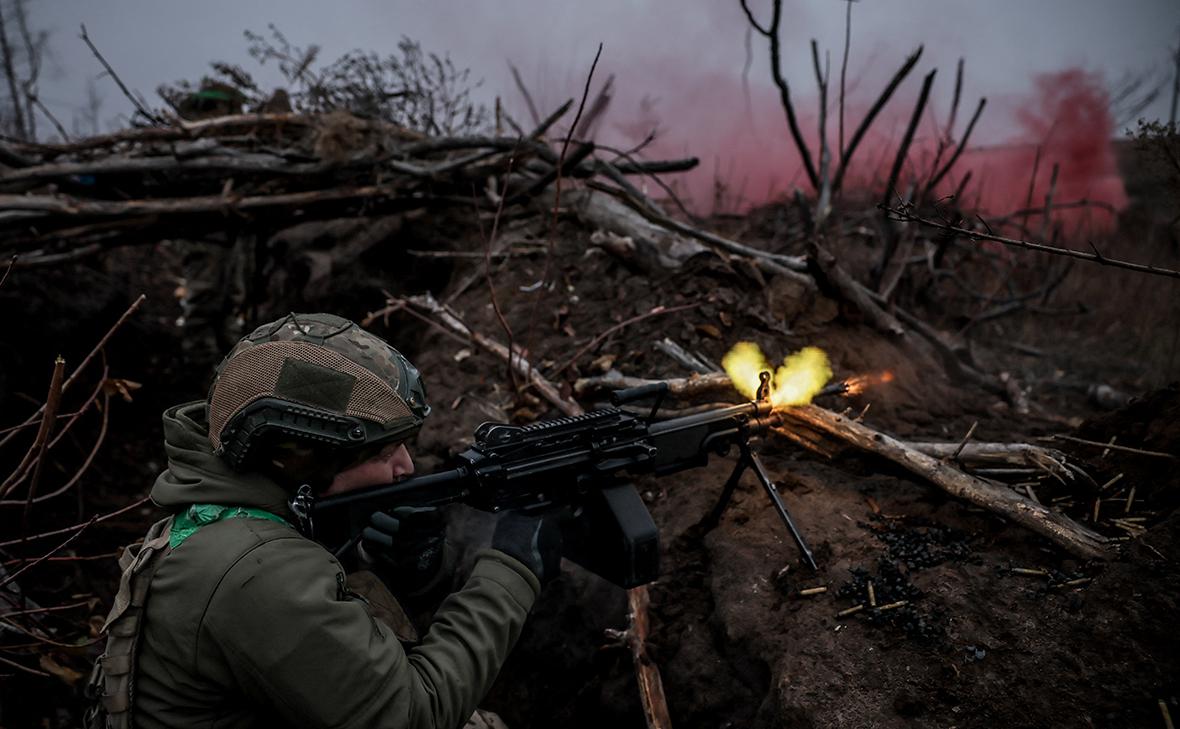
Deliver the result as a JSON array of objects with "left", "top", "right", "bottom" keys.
[{"left": 201, "top": 534, "right": 539, "bottom": 729}]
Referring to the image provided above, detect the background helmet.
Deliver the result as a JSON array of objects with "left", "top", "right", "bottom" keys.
[{"left": 207, "top": 313, "right": 430, "bottom": 472}]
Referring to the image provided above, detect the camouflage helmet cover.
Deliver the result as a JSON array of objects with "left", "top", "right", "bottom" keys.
[{"left": 208, "top": 313, "right": 430, "bottom": 470}]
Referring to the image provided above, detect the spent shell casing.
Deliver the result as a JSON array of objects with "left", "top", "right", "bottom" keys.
[{"left": 1011, "top": 567, "right": 1049, "bottom": 577}]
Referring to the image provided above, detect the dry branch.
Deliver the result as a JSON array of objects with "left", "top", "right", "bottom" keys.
[
  {"left": 1046, "top": 435, "right": 1176, "bottom": 460},
  {"left": 809, "top": 239, "right": 906, "bottom": 337},
  {"left": 884, "top": 206, "right": 1180, "bottom": 280},
  {"left": 0, "top": 294, "right": 143, "bottom": 451},
  {"left": 574, "top": 371, "right": 735, "bottom": 401},
  {"left": 831, "top": 46, "right": 923, "bottom": 194},
  {"left": 775, "top": 406, "right": 1108, "bottom": 559},
  {"left": 19, "top": 357, "right": 63, "bottom": 520},
  {"left": 880, "top": 68, "right": 936, "bottom": 211},
  {"left": 740, "top": 0, "right": 819, "bottom": 189},
  {"left": 562, "top": 187, "right": 707, "bottom": 271},
  {"left": 402, "top": 293, "right": 581, "bottom": 416}
]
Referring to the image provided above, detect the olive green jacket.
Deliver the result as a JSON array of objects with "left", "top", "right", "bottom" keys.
[{"left": 134, "top": 402, "right": 539, "bottom": 729}]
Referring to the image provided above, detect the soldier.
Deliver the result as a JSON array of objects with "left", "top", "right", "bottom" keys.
[{"left": 86, "top": 313, "right": 560, "bottom": 729}]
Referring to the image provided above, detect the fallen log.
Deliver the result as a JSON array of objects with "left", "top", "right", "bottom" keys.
[
  {"left": 574, "top": 370, "right": 735, "bottom": 401},
  {"left": 776, "top": 406, "right": 1108, "bottom": 559},
  {"left": 562, "top": 187, "right": 708, "bottom": 271}
]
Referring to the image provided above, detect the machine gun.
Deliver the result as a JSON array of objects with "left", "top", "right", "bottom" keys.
[{"left": 298, "top": 374, "right": 817, "bottom": 588}]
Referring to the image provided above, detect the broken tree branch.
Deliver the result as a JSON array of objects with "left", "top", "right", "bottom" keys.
[
  {"left": 575, "top": 371, "right": 735, "bottom": 401},
  {"left": 403, "top": 293, "right": 581, "bottom": 416},
  {"left": 923, "top": 97, "right": 987, "bottom": 201},
  {"left": 740, "top": 0, "right": 819, "bottom": 189},
  {"left": 809, "top": 238, "right": 906, "bottom": 337},
  {"left": 548, "top": 303, "right": 698, "bottom": 379},
  {"left": 1045, "top": 435, "right": 1176, "bottom": 460},
  {"left": 0, "top": 294, "right": 143, "bottom": 451},
  {"left": 883, "top": 206, "right": 1180, "bottom": 280},
  {"left": 79, "top": 24, "right": 163, "bottom": 125},
  {"left": 775, "top": 406, "right": 1108, "bottom": 559},
  {"left": 832, "top": 46, "right": 923, "bottom": 194}
]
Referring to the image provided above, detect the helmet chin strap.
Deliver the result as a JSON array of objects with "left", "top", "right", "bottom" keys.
[{"left": 289, "top": 484, "right": 316, "bottom": 537}]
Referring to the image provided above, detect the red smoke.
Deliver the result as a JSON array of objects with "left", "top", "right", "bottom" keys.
[
  {"left": 521, "top": 59, "right": 1127, "bottom": 233},
  {"left": 959, "top": 69, "right": 1126, "bottom": 233}
]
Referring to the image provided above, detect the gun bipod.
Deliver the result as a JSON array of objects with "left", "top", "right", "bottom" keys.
[{"left": 699, "top": 441, "right": 818, "bottom": 571}]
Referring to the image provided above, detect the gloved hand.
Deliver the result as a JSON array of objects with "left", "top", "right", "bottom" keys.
[
  {"left": 360, "top": 506, "right": 446, "bottom": 594},
  {"left": 492, "top": 511, "right": 562, "bottom": 586}
]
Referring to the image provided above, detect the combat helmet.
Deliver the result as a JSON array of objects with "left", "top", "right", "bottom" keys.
[{"left": 207, "top": 313, "right": 430, "bottom": 476}]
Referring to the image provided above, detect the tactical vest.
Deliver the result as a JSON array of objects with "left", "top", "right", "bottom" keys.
[
  {"left": 84, "top": 515, "right": 172, "bottom": 729},
  {"left": 83, "top": 508, "right": 422, "bottom": 728}
]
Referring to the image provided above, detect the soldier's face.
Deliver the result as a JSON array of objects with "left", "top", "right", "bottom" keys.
[{"left": 323, "top": 442, "right": 415, "bottom": 495}]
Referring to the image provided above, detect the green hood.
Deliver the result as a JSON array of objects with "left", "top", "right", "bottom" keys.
[{"left": 151, "top": 401, "right": 295, "bottom": 521}]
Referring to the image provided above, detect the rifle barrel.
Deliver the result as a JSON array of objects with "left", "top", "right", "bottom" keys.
[{"left": 313, "top": 467, "right": 470, "bottom": 514}]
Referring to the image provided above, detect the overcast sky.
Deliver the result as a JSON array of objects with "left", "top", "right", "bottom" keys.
[
  {"left": 29, "top": 0, "right": 1178, "bottom": 127},
  {"left": 25, "top": 1, "right": 1180, "bottom": 207}
]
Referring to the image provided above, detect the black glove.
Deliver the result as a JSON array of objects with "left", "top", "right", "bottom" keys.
[
  {"left": 361, "top": 506, "right": 446, "bottom": 594},
  {"left": 492, "top": 511, "right": 562, "bottom": 586}
]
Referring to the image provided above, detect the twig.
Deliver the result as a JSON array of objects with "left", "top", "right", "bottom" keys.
[
  {"left": 27, "top": 94, "right": 70, "bottom": 142},
  {"left": 0, "top": 653, "right": 48, "bottom": 678},
  {"left": 507, "top": 61, "right": 541, "bottom": 126},
  {"left": 79, "top": 24, "right": 163, "bottom": 125},
  {"left": 0, "top": 496, "right": 149, "bottom": 548},
  {"left": 838, "top": 0, "right": 853, "bottom": 168},
  {"left": 404, "top": 293, "right": 581, "bottom": 416},
  {"left": 881, "top": 69, "right": 936, "bottom": 209},
  {"left": 1, "top": 390, "right": 111, "bottom": 507},
  {"left": 883, "top": 207, "right": 1180, "bottom": 280},
  {"left": 950, "top": 420, "right": 978, "bottom": 463},
  {"left": 0, "top": 294, "right": 143, "bottom": 451},
  {"left": 1040, "top": 163, "right": 1060, "bottom": 242},
  {"left": 1021, "top": 145, "right": 1043, "bottom": 223},
  {"left": 740, "top": 0, "right": 819, "bottom": 189},
  {"left": 0, "top": 253, "right": 14, "bottom": 289},
  {"left": 831, "top": 46, "right": 923, "bottom": 194},
  {"left": 0, "top": 598, "right": 93, "bottom": 620},
  {"left": 477, "top": 151, "right": 522, "bottom": 394},
  {"left": 0, "top": 517, "right": 95, "bottom": 592},
  {"left": 20, "top": 357, "right": 64, "bottom": 529},
  {"left": 547, "top": 303, "right": 698, "bottom": 379},
  {"left": 0, "top": 5, "right": 28, "bottom": 140},
  {"left": 1047, "top": 435, "right": 1175, "bottom": 459},
  {"left": 923, "top": 97, "right": 986, "bottom": 199},
  {"left": 528, "top": 99, "right": 575, "bottom": 140},
  {"left": 811, "top": 40, "right": 833, "bottom": 222}
]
